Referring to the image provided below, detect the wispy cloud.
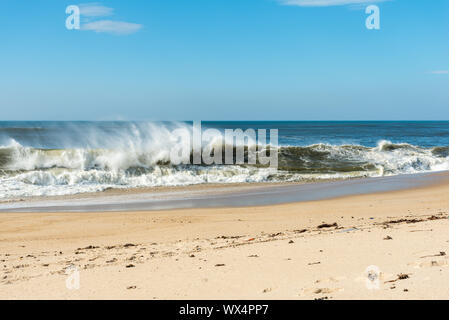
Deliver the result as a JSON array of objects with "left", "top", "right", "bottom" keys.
[
  {"left": 430, "top": 70, "right": 449, "bottom": 75},
  {"left": 278, "top": 0, "right": 388, "bottom": 7},
  {"left": 77, "top": 2, "right": 142, "bottom": 35},
  {"left": 82, "top": 20, "right": 143, "bottom": 35},
  {"left": 79, "top": 3, "right": 114, "bottom": 17}
]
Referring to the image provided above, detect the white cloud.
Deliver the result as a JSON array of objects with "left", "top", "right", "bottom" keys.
[
  {"left": 79, "top": 3, "right": 114, "bottom": 17},
  {"left": 279, "top": 0, "right": 388, "bottom": 7},
  {"left": 76, "top": 3, "right": 142, "bottom": 35},
  {"left": 430, "top": 70, "right": 449, "bottom": 74},
  {"left": 82, "top": 20, "right": 143, "bottom": 35}
]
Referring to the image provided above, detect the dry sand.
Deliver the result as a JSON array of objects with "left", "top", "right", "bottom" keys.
[{"left": 1, "top": 176, "right": 449, "bottom": 299}]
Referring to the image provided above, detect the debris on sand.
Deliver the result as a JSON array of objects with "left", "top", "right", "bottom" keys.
[
  {"left": 215, "top": 264, "right": 226, "bottom": 267},
  {"left": 126, "top": 264, "right": 135, "bottom": 268},
  {"left": 314, "top": 288, "right": 332, "bottom": 294},
  {"left": 269, "top": 232, "right": 283, "bottom": 238},
  {"left": 77, "top": 245, "right": 99, "bottom": 250},
  {"left": 420, "top": 251, "right": 446, "bottom": 258},
  {"left": 317, "top": 223, "right": 338, "bottom": 229},
  {"left": 383, "top": 236, "right": 393, "bottom": 240},
  {"left": 216, "top": 235, "right": 243, "bottom": 240},
  {"left": 383, "top": 218, "right": 420, "bottom": 225},
  {"left": 288, "top": 240, "right": 294, "bottom": 244},
  {"left": 385, "top": 273, "right": 410, "bottom": 283},
  {"left": 382, "top": 215, "right": 447, "bottom": 226}
]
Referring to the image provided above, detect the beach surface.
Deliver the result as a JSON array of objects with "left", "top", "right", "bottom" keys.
[{"left": 1, "top": 174, "right": 449, "bottom": 299}]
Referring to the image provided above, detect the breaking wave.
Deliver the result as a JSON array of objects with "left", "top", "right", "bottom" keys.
[{"left": 0, "top": 122, "right": 448, "bottom": 199}]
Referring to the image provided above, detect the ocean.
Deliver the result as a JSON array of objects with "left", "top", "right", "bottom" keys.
[{"left": 1, "top": 121, "right": 449, "bottom": 200}]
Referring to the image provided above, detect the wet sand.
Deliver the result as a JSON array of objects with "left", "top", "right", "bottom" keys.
[{"left": 1, "top": 173, "right": 449, "bottom": 299}]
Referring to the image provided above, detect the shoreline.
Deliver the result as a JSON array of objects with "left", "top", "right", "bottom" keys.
[
  {"left": 1, "top": 171, "right": 448, "bottom": 213},
  {"left": 1, "top": 173, "right": 449, "bottom": 299}
]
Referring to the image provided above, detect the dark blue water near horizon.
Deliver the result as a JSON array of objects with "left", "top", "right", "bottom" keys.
[
  {"left": 1, "top": 121, "right": 449, "bottom": 149},
  {"left": 204, "top": 121, "right": 449, "bottom": 148}
]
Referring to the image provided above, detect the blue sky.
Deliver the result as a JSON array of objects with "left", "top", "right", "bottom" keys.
[{"left": 1, "top": 0, "right": 448, "bottom": 120}]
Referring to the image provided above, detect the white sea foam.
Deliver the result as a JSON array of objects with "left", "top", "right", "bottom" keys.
[{"left": 0, "top": 165, "right": 280, "bottom": 199}]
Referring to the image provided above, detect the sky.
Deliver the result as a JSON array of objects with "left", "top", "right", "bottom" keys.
[{"left": 0, "top": 0, "right": 448, "bottom": 121}]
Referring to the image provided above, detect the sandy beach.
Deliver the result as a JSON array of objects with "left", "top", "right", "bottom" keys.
[
  {"left": 1, "top": 175, "right": 449, "bottom": 300},
  {"left": 3, "top": 0, "right": 449, "bottom": 306}
]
